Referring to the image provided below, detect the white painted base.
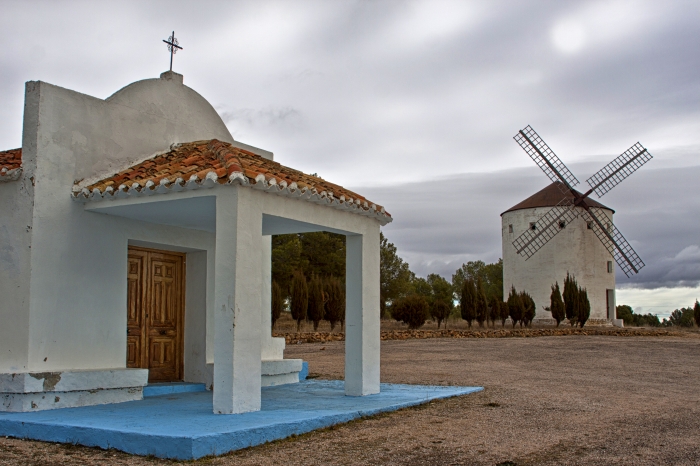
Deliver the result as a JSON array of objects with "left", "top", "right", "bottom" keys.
[
  {"left": 2, "top": 387, "right": 143, "bottom": 412},
  {"left": 261, "top": 359, "right": 303, "bottom": 387},
  {"left": 0, "top": 369, "right": 148, "bottom": 412},
  {"left": 205, "top": 360, "right": 304, "bottom": 388},
  {"left": 612, "top": 319, "right": 624, "bottom": 328}
]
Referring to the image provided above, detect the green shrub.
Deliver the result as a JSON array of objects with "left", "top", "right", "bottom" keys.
[
  {"left": 616, "top": 304, "right": 660, "bottom": 327},
  {"left": 392, "top": 294, "right": 430, "bottom": 329},
  {"left": 431, "top": 300, "right": 451, "bottom": 329}
]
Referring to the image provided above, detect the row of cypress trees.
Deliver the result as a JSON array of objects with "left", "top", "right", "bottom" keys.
[
  {"left": 272, "top": 271, "right": 346, "bottom": 332},
  {"left": 459, "top": 277, "right": 536, "bottom": 328},
  {"left": 548, "top": 272, "right": 591, "bottom": 327}
]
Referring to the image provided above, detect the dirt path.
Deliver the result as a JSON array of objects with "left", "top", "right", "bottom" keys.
[{"left": 1, "top": 335, "right": 699, "bottom": 465}]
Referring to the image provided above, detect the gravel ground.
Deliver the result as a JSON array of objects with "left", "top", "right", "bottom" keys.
[{"left": 1, "top": 335, "right": 699, "bottom": 465}]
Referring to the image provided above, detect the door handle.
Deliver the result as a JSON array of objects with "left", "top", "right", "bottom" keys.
[{"left": 160, "top": 330, "right": 167, "bottom": 335}]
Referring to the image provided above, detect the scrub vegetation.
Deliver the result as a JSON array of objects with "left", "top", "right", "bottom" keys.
[{"left": 272, "top": 231, "right": 694, "bottom": 332}]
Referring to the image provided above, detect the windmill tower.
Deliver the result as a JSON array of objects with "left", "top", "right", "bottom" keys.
[{"left": 501, "top": 126, "right": 652, "bottom": 322}]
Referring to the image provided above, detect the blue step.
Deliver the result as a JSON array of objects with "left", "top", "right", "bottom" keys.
[{"left": 143, "top": 382, "right": 207, "bottom": 397}]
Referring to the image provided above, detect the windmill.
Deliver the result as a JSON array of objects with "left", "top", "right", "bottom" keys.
[{"left": 511, "top": 125, "right": 652, "bottom": 277}]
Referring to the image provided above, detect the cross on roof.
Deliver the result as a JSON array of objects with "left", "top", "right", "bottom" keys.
[{"left": 162, "top": 31, "right": 183, "bottom": 72}]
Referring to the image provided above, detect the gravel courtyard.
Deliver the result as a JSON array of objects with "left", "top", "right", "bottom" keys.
[{"left": 1, "top": 334, "right": 699, "bottom": 465}]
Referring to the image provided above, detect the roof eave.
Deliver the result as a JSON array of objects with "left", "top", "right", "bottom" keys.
[{"left": 72, "top": 171, "right": 393, "bottom": 226}]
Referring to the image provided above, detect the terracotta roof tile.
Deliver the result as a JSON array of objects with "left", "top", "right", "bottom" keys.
[
  {"left": 74, "top": 140, "right": 391, "bottom": 224},
  {"left": 0, "top": 148, "right": 22, "bottom": 181}
]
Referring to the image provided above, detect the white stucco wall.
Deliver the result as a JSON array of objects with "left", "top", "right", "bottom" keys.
[
  {"left": 0, "top": 83, "right": 40, "bottom": 373},
  {"left": 13, "top": 76, "right": 234, "bottom": 373},
  {"left": 502, "top": 206, "right": 615, "bottom": 321}
]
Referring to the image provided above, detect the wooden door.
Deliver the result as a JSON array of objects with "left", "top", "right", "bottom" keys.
[{"left": 127, "top": 247, "right": 185, "bottom": 382}]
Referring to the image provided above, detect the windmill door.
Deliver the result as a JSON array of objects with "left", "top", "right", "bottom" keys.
[{"left": 126, "top": 247, "right": 185, "bottom": 382}]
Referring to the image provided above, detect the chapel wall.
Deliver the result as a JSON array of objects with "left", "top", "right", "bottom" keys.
[
  {"left": 23, "top": 81, "right": 221, "bottom": 372},
  {"left": 502, "top": 206, "right": 615, "bottom": 321},
  {"left": 0, "top": 82, "right": 43, "bottom": 373}
]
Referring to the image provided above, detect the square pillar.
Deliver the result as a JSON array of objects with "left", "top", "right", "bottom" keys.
[
  {"left": 261, "top": 235, "right": 284, "bottom": 360},
  {"left": 213, "top": 188, "right": 263, "bottom": 414},
  {"left": 344, "top": 228, "right": 381, "bottom": 396}
]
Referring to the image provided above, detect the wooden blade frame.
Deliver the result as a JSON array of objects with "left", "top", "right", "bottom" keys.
[
  {"left": 512, "top": 198, "right": 580, "bottom": 260},
  {"left": 514, "top": 125, "right": 580, "bottom": 193},
  {"left": 582, "top": 208, "right": 645, "bottom": 277},
  {"left": 585, "top": 142, "right": 653, "bottom": 198}
]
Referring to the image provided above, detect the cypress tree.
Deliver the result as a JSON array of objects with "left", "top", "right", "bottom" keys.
[
  {"left": 324, "top": 277, "right": 345, "bottom": 331},
  {"left": 519, "top": 291, "right": 536, "bottom": 326},
  {"left": 475, "top": 276, "right": 488, "bottom": 327},
  {"left": 271, "top": 280, "right": 283, "bottom": 329},
  {"left": 563, "top": 272, "right": 579, "bottom": 327},
  {"left": 488, "top": 295, "right": 500, "bottom": 328},
  {"left": 549, "top": 282, "right": 565, "bottom": 327},
  {"left": 507, "top": 286, "right": 524, "bottom": 328},
  {"left": 578, "top": 287, "right": 591, "bottom": 328},
  {"left": 500, "top": 301, "right": 509, "bottom": 327},
  {"left": 307, "top": 274, "right": 325, "bottom": 331},
  {"left": 460, "top": 277, "right": 476, "bottom": 328},
  {"left": 290, "top": 271, "right": 308, "bottom": 332},
  {"left": 694, "top": 300, "right": 700, "bottom": 327}
]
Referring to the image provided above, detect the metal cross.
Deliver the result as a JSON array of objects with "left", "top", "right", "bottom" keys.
[{"left": 163, "top": 31, "right": 183, "bottom": 72}]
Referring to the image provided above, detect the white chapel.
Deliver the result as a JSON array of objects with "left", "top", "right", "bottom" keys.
[{"left": 0, "top": 70, "right": 390, "bottom": 414}]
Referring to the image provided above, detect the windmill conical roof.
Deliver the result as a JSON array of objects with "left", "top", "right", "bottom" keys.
[{"left": 501, "top": 182, "right": 614, "bottom": 216}]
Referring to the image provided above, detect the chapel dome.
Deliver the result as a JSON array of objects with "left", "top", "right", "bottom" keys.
[
  {"left": 501, "top": 181, "right": 614, "bottom": 216},
  {"left": 106, "top": 71, "right": 234, "bottom": 144}
]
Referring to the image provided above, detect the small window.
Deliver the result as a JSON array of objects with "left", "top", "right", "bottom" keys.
[
  {"left": 587, "top": 222, "right": 593, "bottom": 230},
  {"left": 607, "top": 261, "right": 613, "bottom": 273},
  {"left": 509, "top": 224, "right": 513, "bottom": 233},
  {"left": 529, "top": 222, "right": 537, "bottom": 231},
  {"left": 558, "top": 220, "right": 566, "bottom": 229},
  {"left": 606, "top": 223, "right": 612, "bottom": 232}
]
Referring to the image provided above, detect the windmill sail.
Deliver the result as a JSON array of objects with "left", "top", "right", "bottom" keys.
[
  {"left": 512, "top": 198, "right": 580, "bottom": 260},
  {"left": 582, "top": 208, "right": 645, "bottom": 277},
  {"left": 586, "top": 142, "right": 652, "bottom": 198},
  {"left": 514, "top": 126, "right": 580, "bottom": 193}
]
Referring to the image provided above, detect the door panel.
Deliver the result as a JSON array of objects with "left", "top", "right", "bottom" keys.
[
  {"left": 126, "top": 247, "right": 185, "bottom": 382},
  {"left": 126, "top": 251, "right": 146, "bottom": 370}
]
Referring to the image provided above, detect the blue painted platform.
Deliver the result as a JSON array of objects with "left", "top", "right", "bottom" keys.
[
  {"left": 143, "top": 382, "right": 207, "bottom": 397},
  {"left": 0, "top": 380, "right": 482, "bottom": 460}
]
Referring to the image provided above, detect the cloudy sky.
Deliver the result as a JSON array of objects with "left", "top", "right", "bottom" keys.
[{"left": 1, "top": 0, "right": 698, "bottom": 317}]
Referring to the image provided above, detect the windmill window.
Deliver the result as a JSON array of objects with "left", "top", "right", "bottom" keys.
[
  {"left": 529, "top": 222, "right": 537, "bottom": 231},
  {"left": 558, "top": 220, "right": 566, "bottom": 229},
  {"left": 509, "top": 224, "right": 513, "bottom": 233},
  {"left": 607, "top": 261, "right": 613, "bottom": 273},
  {"left": 587, "top": 222, "right": 593, "bottom": 229}
]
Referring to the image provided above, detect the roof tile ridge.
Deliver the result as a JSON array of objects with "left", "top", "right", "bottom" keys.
[{"left": 207, "top": 140, "right": 247, "bottom": 180}]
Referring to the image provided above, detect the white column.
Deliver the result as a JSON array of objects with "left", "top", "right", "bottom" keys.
[
  {"left": 344, "top": 227, "right": 381, "bottom": 396},
  {"left": 213, "top": 188, "right": 263, "bottom": 414},
  {"left": 261, "top": 235, "right": 285, "bottom": 360}
]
